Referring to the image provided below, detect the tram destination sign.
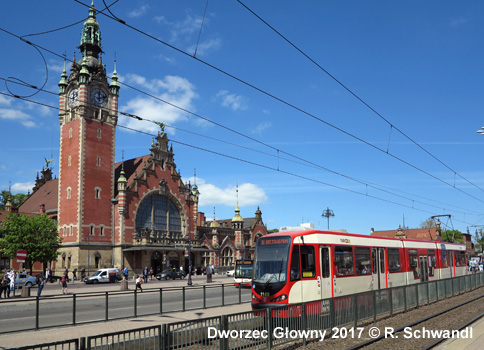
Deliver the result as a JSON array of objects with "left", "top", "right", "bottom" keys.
[{"left": 261, "top": 238, "right": 289, "bottom": 245}]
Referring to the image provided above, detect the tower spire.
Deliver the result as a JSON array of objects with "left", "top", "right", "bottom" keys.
[{"left": 79, "top": 0, "right": 103, "bottom": 59}]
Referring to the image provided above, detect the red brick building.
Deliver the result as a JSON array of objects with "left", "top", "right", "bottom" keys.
[{"left": 18, "top": 3, "right": 267, "bottom": 275}]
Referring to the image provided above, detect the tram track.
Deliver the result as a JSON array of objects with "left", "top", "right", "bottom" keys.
[
  {"left": 287, "top": 286, "right": 484, "bottom": 350},
  {"left": 347, "top": 292, "right": 484, "bottom": 350}
]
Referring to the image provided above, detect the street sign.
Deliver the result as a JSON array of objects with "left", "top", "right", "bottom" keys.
[{"left": 16, "top": 250, "right": 27, "bottom": 260}]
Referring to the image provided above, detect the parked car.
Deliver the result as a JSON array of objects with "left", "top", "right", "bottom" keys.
[
  {"left": 226, "top": 269, "right": 235, "bottom": 277},
  {"left": 84, "top": 268, "right": 122, "bottom": 284},
  {"left": 15, "top": 273, "right": 37, "bottom": 287},
  {"left": 156, "top": 269, "right": 186, "bottom": 280}
]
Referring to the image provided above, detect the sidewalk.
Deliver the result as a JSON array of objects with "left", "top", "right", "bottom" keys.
[
  {"left": 0, "top": 303, "right": 250, "bottom": 348},
  {"left": 1, "top": 275, "right": 249, "bottom": 348}
]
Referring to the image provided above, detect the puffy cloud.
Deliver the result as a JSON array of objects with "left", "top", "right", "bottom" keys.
[
  {"left": 184, "top": 177, "right": 267, "bottom": 207},
  {"left": 11, "top": 181, "right": 34, "bottom": 193},
  {"left": 119, "top": 74, "right": 198, "bottom": 133},
  {"left": 0, "top": 108, "right": 36, "bottom": 127},
  {"left": 252, "top": 122, "right": 272, "bottom": 135},
  {"left": 215, "top": 90, "right": 248, "bottom": 111}
]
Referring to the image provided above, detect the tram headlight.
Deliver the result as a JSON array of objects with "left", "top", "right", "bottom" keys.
[
  {"left": 252, "top": 293, "right": 261, "bottom": 302},
  {"left": 270, "top": 294, "right": 287, "bottom": 303}
]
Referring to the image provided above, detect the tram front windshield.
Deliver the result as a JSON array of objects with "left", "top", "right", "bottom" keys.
[{"left": 253, "top": 237, "right": 291, "bottom": 284}]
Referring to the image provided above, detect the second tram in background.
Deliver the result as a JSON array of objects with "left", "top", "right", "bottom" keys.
[
  {"left": 251, "top": 230, "right": 467, "bottom": 309},
  {"left": 234, "top": 259, "right": 253, "bottom": 287}
]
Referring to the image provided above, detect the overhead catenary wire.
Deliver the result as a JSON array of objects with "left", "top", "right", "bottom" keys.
[
  {"left": 68, "top": 1, "right": 484, "bottom": 206},
  {"left": 0, "top": 89, "right": 481, "bottom": 226},
  {"left": 236, "top": 0, "right": 484, "bottom": 196}
]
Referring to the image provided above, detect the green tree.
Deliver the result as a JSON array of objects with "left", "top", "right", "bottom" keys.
[
  {"left": 267, "top": 229, "right": 279, "bottom": 233},
  {"left": 439, "top": 230, "right": 464, "bottom": 243},
  {"left": 0, "top": 190, "right": 28, "bottom": 210},
  {"left": 0, "top": 213, "right": 62, "bottom": 273}
]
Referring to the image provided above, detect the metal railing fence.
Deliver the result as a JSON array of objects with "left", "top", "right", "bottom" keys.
[
  {"left": 5, "top": 273, "right": 484, "bottom": 350},
  {"left": 0, "top": 282, "right": 250, "bottom": 335}
]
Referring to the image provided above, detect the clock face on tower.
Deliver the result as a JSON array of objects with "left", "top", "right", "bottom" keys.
[
  {"left": 91, "top": 88, "right": 108, "bottom": 107},
  {"left": 68, "top": 88, "right": 79, "bottom": 107}
]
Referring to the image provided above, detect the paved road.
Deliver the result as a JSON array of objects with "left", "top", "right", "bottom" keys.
[{"left": 0, "top": 276, "right": 251, "bottom": 334}]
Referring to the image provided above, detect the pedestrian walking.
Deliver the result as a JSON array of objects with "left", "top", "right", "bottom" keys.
[
  {"left": 124, "top": 267, "right": 128, "bottom": 280},
  {"left": 149, "top": 267, "right": 154, "bottom": 280},
  {"left": 135, "top": 274, "right": 143, "bottom": 292},
  {"left": 72, "top": 268, "right": 78, "bottom": 281},
  {"left": 36, "top": 274, "right": 46, "bottom": 297},
  {"left": 81, "top": 267, "right": 86, "bottom": 280},
  {"left": 61, "top": 273, "right": 68, "bottom": 294},
  {"left": 46, "top": 268, "right": 51, "bottom": 283}
]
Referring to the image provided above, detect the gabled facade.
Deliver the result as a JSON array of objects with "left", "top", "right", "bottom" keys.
[{"left": 16, "top": 3, "right": 267, "bottom": 275}]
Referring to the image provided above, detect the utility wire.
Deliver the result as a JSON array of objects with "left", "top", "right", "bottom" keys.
[
  {"left": 1, "top": 88, "right": 481, "bottom": 222},
  {"left": 69, "top": 1, "right": 484, "bottom": 205},
  {"left": 236, "top": 0, "right": 484, "bottom": 195}
]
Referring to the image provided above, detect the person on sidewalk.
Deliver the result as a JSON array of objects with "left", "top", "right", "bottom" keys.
[
  {"left": 61, "top": 273, "right": 68, "bottom": 294},
  {"left": 36, "top": 274, "right": 46, "bottom": 297},
  {"left": 135, "top": 274, "right": 143, "bottom": 292},
  {"left": 143, "top": 267, "right": 148, "bottom": 283},
  {"left": 72, "top": 268, "right": 78, "bottom": 281},
  {"left": 123, "top": 267, "right": 128, "bottom": 280}
]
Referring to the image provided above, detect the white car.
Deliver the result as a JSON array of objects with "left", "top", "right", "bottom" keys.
[{"left": 226, "top": 269, "right": 235, "bottom": 277}]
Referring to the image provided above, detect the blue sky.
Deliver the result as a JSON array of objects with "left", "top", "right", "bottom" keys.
[{"left": 1, "top": 0, "right": 484, "bottom": 235}]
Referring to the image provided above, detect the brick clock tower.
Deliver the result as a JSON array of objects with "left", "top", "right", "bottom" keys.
[{"left": 57, "top": 2, "right": 120, "bottom": 272}]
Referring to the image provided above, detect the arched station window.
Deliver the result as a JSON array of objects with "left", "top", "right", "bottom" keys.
[{"left": 136, "top": 192, "right": 182, "bottom": 239}]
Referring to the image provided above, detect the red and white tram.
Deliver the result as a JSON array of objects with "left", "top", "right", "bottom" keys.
[{"left": 251, "top": 230, "right": 467, "bottom": 309}]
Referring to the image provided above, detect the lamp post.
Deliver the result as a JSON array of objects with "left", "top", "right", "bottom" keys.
[
  {"left": 159, "top": 179, "right": 168, "bottom": 273},
  {"left": 321, "top": 207, "right": 335, "bottom": 230}
]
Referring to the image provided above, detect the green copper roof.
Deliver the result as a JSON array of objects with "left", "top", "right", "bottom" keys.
[{"left": 79, "top": 1, "right": 103, "bottom": 59}]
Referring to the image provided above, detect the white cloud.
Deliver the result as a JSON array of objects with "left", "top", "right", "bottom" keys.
[
  {"left": 188, "top": 38, "right": 221, "bottom": 57},
  {"left": 185, "top": 178, "right": 267, "bottom": 207},
  {"left": 216, "top": 90, "right": 248, "bottom": 111},
  {"left": 128, "top": 5, "right": 150, "bottom": 18},
  {"left": 0, "top": 108, "right": 37, "bottom": 127},
  {"left": 11, "top": 181, "right": 34, "bottom": 193},
  {"left": 119, "top": 74, "right": 198, "bottom": 133},
  {"left": 0, "top": 94, "right": 12, "bottom": 106},
  {"left": 252, "top": 122, "right": 272, "bottom": 135}
]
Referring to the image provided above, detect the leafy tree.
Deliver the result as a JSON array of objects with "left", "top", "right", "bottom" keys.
[
  {"left": 439, "top": 230, "right": 464, "bottom": 243},
  {"left": 0, "top": 213, "right": 62, "bottom": 273},
  {"left": 0, "top": 190, "right": 28, "bottom": 210},
  {"left": 267, "top": 229, "right": 279, "bottom": 233}
]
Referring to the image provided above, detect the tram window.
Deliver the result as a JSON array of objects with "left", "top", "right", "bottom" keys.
[
  {"left": 335, "top": 246, "right": 354, "bottom": 276},
  {"left": 290, "top": 246, "right": 300, "bottom": 281},
  {"left": 388, "top": 248, "right": 401, "bottom": 273},
  {"left": 408, "top": 249, "right": 419, "bottom": 279},
  {"left": 456, "top": 251, "right": 465, "bottom": 267},
  {"left": 428, "top": 250, "right": 436, "bottom": 276},
  {"left": 301, "top": 245, "right": 316, "bottom": 278},
  {"left": 321, "top": 248, "right": 330, "bottom": 278},
  {"left": 441, "top": 250, "right": 448, "bottom": 268},
  {"left": 355, "top": 247, "right": 371, "bottom": 275}
]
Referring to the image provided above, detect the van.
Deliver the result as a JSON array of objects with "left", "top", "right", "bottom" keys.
[{"left": 84, "top": 268, "right": 122, "bottom": 284}]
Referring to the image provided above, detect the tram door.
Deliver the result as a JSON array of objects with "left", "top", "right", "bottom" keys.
[
  {"left": 372, "top": 247, "right": 386, "bottom": 290},
  {"left": 419, "top": 256, "right": 429, "bottom": 282},
  {"left": 319, "top": 246, "right": 332, "bottom": 298}
]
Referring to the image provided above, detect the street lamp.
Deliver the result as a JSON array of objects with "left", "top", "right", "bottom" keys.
[
  {"left": 111, "top": 198, "right": 119, "bottom": 268},
  {"left": 321, "top": 207, "right": 335, "bottom": 230}
]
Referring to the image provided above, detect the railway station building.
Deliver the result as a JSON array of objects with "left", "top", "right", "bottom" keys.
[{"left": 15, "top": 3, "right": 268, "bottom": 275}]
